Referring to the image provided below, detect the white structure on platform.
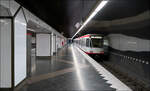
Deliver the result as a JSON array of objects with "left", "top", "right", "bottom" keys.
[
  {"left": 36, "top": 34, "right": 51, "bottom": 56},
  {"left": 0, "top": 0, "right": 66, "bottom": 88}
]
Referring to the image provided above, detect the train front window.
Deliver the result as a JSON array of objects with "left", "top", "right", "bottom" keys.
[{"left": 91, "top": 38, "right": 103, "bottom": 48}]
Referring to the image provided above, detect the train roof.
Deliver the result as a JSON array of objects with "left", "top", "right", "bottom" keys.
[
  {"left": 78, "top": 34, "right": 104, "bottom": 39},
  {"left": 84, "top": 34, "right": 104, "bottom": 36},
  {"left": 74, "top": 34, "right": 104, "bottom": 40}
]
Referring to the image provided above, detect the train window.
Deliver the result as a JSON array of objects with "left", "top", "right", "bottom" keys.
[
  {"left": 82, "top": 39, "right": 84, "bottom": 46},
  {"left": 91, "top": 38, "right": 103, "bottom": 48},
  {"left": 83, "top": 39, "right": 85, "bottom": 46},
  {"left": 86, "top": 39, "right": 90, "bottom": 47}
]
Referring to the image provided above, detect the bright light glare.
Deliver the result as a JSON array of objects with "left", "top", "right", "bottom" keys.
[
  {"left": 71, "top": 45, "right": 85, "bottom": 90},
  {"left": 95, "top": 0, "right": 108, "bottom": 12},
  {"left": 72, "top": 0, "right": 108, "bottom": 39}
]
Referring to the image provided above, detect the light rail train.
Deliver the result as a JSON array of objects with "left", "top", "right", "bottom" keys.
[{"left": 74, "top": 34, "right": 109, "bottom": 58}]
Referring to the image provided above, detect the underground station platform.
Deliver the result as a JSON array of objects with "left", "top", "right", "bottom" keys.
[
  {"left": 1, "top": 0, "right": 150, "bottom": 91},
  {"left": 13, "top": 45, "right": 131, "bottom": 91}
]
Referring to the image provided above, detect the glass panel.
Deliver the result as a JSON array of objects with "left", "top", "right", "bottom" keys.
[
  {"left": 91, "top": 38, "right": 103, "bottom": 48},
  {"left": 0, "top": 5, "right": 11, "bottom": 16},
  {"left": 14, "top": 9, "right": 27, "bottom": 86},
  {"left": 9, "top": 0, "right": 20, "bottom": 16},
  {"left": 0, "top": 19, "right": 12, "bottom": 88},
  {"left": 0, "top": 0, "right": 20, "bottom": 16}
]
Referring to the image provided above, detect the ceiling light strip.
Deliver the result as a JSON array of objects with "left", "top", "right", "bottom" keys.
[{"left": 72, "top": 0, "right": 108, "bottom": 39}]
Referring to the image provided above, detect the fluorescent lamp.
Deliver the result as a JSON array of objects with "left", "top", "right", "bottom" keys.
[
  {"left": 72, "top": 0, "right": 108, "bottom": 39},
  {"left": 94, "top": 0, "right": 108, "bottom": 12}
]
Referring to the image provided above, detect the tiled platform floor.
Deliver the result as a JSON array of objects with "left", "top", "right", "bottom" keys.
[{"left": 16, "top": 45, "right": 116, "bottom": 91}]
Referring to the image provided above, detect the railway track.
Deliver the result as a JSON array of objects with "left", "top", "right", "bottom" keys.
[{"left": 99, "top": 61, "right": 150, "bottom": 91}]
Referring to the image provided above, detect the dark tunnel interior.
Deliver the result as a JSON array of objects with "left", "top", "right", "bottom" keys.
[
  {"left": 0, "top": 0, "right": 150, "bottom": 90},
  {"left": 15, "top": 0, "right": 150, "bottom": 38}
]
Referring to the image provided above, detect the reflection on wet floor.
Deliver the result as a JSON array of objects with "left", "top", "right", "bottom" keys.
[
  {"left": 17, "top": 45, "right": 116, "bottom": 91},
  {"left": 30, "top": 49, "right": 36, "bottom": 76}
]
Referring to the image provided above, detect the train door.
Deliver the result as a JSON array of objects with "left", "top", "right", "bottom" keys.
[
  {"left": 86, "top": 38, "right": 90, "bottom": 52},
  {"left": 83, "top": 38, "right": 86, "bottom": 51}
]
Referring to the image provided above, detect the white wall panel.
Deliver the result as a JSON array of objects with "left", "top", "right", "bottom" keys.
[
  {"left": 14, "top": 9, "right": 27, "bottom": 86},
  {"left": 108, "top": 34, "right": 120, "bottom": 50},
  {"left": 108, "top": 34, "right": 150, "bottom": 52},
  {"left": 36, "top": 34, "right": 51, "bottom": 56},
  {"left": 0, "top": 19, "right": 11, "bottom": 88}
]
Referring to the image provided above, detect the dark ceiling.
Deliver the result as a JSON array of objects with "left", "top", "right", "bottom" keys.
[{"left": 15, "top": 0, "right": 149, "bottom": 38}]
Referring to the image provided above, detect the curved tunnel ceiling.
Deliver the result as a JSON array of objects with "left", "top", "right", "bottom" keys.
[
  {"left": 15, "top": 0, "right": 149, "bottom": 38},
  {"left": 94, "top": 0, "right": 149, "bottom": 20}
]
